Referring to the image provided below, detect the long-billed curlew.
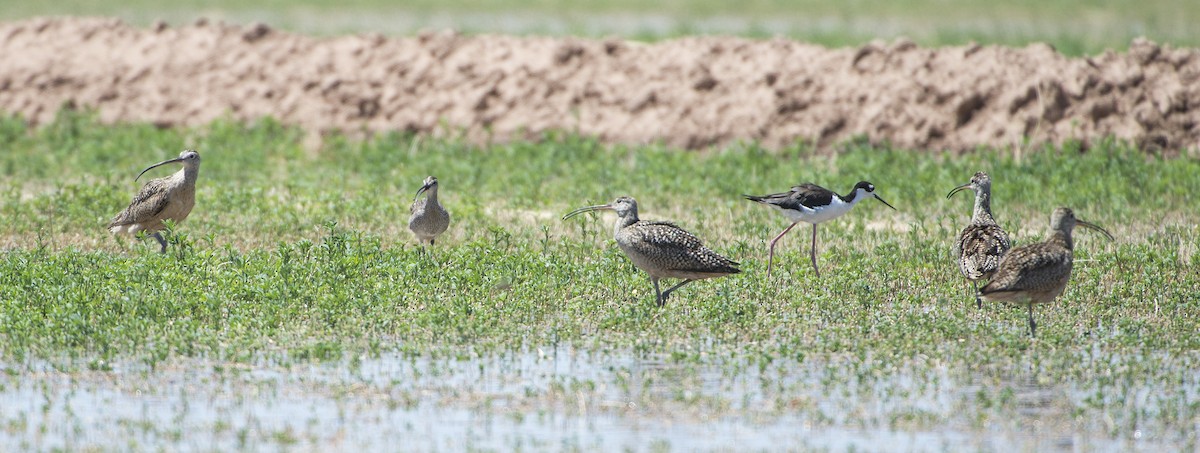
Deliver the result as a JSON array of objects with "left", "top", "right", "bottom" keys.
[
  {"left": 108, "top": 149, "right": 201, "bottom": 253},
  {"left": 979, "top": 207, "right": 1112, "bottom": 337},
  {"left": 744, "top": 181, "right": 895, "bottom": 278},
  {"left": 563, "top": 196, "right": 740, "bottom": 307},
  {"left": 948, "top": 171, "right": 1011, "bottom": 309},
  {"left": 408, "top": 176, "right": 449, "bottom": 246}
]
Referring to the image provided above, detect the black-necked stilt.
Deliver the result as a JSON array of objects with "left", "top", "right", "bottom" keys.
[
  {"left": 948, "top": 171, "right": 1011, "bottom": 309},
  {"left": 744, "top": 181, "right": 895, "bottom": 278},
  {"left": 409, "top": 175, "right": 450, "bottom": 246},
  {"left": 564, "top": 196, "right": 741, "bottom": 307},
  {"left": 979, "top": 207, "right": 1112, "bottom": 337}
]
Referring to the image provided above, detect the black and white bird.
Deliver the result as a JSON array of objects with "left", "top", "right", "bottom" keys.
[{"left": 744, "top": 181, "right": 895, "bottom": 277}]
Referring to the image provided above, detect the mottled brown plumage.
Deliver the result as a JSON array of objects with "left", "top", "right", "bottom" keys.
[
  {"left": 948, "top": 171, "right": 1011, "bottom": 308},
  {"left": 109, "top": 150, "right": 200, "bottom": 253},
  {"left": 408, "top": 175, "right": 450, "bottom": 245},
  {"left": 563, "top": 196, "right": 740, "bottom": 306},
  {"left": 979, "top": 207, "right": 1112, "bottom": 337}
]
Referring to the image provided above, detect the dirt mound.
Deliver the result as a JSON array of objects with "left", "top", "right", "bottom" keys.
[{"left": 1, "top": 17, "right": 1197, "bottom": 153}]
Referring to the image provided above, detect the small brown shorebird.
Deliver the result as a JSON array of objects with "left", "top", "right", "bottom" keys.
[
  {"left": 108, "top": 150, "right": 201, "bottom": 253},
  {"left": 563, "top": 196, "right": 740, "bottom": 307},
  {"left": 744, "top": 181, "right": 895, "bottom": 278},
  {"left": 408, "top": 176, "right": 450, "bottom": 246},
  {"left": 979, "top": 207, "right": 1112, "bottom": 337},
  {"left": 948, "top": 171, "right": 1011, "bottom": 309}
]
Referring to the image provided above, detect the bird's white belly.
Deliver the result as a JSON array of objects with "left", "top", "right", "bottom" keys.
[
  {"left": 774, "top": 199, "right": 853, "bottom": 224},
  {"left": 110, "top": 223, "right": 142, "bottom": 234}
]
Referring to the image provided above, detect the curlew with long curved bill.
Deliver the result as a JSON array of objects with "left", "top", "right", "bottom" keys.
[
  {"left": 563, "top": 196, "right": 740, "bottom": 307},
  {"left": 979, "top": 207, "right": 1112, "bottom": 337},
  {"left": 408, "top": 175, "right": 450, "bottom": 246},
  {"left": 948, "top": 171, "right": 1011, "bottom": 309},
  {"left": 108, "top": 149, "right": 201, "bottom": 253}
]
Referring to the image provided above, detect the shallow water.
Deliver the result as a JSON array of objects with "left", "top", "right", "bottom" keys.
[{"left": 0, "top": 346, "right": 1184, "bottom": 451}]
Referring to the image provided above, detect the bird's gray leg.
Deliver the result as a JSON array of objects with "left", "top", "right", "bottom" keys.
[
  {"left": 809, "top": 223, "right": 820, "bottom": 278},
  {"left": 152, "top": 232, "right": 167, "bottom": 254},
  {"left": 1027, "top": 304, "right": 1037, "bottom": 338},
  {"left": 420, "top": 241, "right": 440, "bottom": 265},
  {"left": 767, "top": 222, "right": 799, "bottom": 278},
  {"left": 651, "top": 277, "right": 663, "bottom": 306},
  {"left": 974, "top": 284, "right": 982, "bottom": 310},
  {"left": 661, "top": 279, "right": 695, "bottom": 306}
]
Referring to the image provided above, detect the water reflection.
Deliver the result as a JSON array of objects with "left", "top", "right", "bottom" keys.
[{"left": 0, "top": 346, "right": 1186, "bottom": 451}]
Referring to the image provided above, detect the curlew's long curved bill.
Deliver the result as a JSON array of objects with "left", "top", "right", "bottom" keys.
[
  {"left": 135, "top": 156, "right": 186, "bottom": 181},
  {"left": 562, "top": 204, "right": 613, "bottom": 221},
  {"left": 946, "top": 183, "right": 972, "bottom": 199},
  {"left": 873, "top": 194, "right": 897, "bottom": 210},
  {"left": 1077, "top": 219, "right": 1114, "bottom": 241},
  {"left": 414, "top": 181, "right": 434, "bottom": 201}
]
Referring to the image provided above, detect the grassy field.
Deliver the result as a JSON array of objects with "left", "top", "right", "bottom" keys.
[
  {"left": 1, "top": 0, "right": 1197, "bottom": 55},
  {"left": 0, "top": 113, "right": 1198, "bottom": 449}
]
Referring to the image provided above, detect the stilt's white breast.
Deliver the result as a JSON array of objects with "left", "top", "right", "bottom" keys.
[{"left": 776, "top": 196, "right": 855, "bottom": 224}]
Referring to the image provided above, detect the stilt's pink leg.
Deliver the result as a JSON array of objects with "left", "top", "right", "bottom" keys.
[{"left": 767, "top": 222, "right": 799, "bottom": 278}]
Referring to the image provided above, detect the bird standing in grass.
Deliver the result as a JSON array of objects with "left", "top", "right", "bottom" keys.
[
  {"left": 948, "top": 171, "right": 1011, "bottom": 308},
  {"left": 563, "top": 196, "right": 740, "bottom": 307},
  {"left": 408, "top": 175, "right": 449, "bottom": 246},
  {"left": 744, "top": 181, "right": 895, "bottom": 278},
  {"left": 979, "top": 207, "right": 1112, "bottom": 337},
  {"left": 108, "top": 149, "right": 201, "bottom": 253}
]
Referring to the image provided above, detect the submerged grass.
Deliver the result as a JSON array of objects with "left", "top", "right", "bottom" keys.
[{"left": 0, "top": 113, "right": 1198, "bottom": 444}]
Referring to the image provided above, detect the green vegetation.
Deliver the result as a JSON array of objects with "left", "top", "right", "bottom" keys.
[
  {"left": 1, "top": 112, "right": 1197, "bottom": 358},
  {"left": 1, "top": 0, "right": 1196, "bottom": 55},
  {"left": 0, "top": 113, "right": 1197, "bottom": 447}
]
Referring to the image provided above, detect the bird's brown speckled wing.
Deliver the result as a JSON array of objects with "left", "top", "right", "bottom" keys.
[
  {"left": 627, "top": 221, "right": 740, "bottom": 274},
  {"left": 954, "top": 223, "right": 1011, "bottom": 280},
  {"left": 108, "top": 178, "right": 171, "bottom": 228},
  {"left": 980, "top": 242, "right": 1070, "bottom": 295}
]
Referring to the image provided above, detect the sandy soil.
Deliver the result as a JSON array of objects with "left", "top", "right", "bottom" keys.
[{"left": 1, "top": 17, "right": 1197, "bottom": 153}]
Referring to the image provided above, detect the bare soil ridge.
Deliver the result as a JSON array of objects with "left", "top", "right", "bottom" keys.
[{"left": 2, "top": 17, "right": 1197, "bottom": 152}]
